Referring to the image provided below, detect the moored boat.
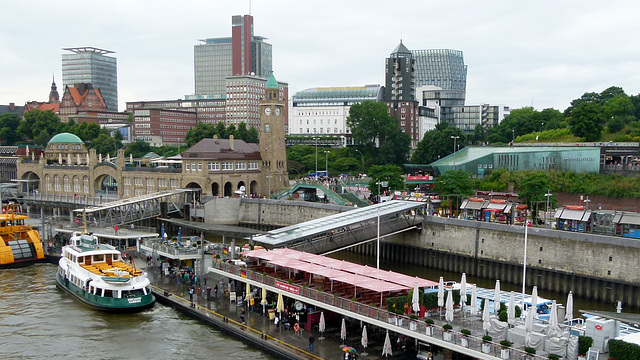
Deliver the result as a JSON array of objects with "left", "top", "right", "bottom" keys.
[
  {"left": 0, "top": 203, "right": 45, "bottom": 267},
  {"left": 56, "top": 231, "right": 155, "bottom": 311}
]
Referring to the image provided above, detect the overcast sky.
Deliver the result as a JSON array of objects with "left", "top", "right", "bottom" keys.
[{"left": 2, "top": 1, "right": 640, "bottom": 113}]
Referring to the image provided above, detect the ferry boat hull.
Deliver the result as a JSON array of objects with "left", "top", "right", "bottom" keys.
[
  {"left": 55, "top": 271, "right": 155, "bottom": 312},
  {"left": 0, "top": 204, "right": 46, "bottom": 267}
]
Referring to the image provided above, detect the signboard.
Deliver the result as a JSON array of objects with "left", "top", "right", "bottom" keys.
[
  {"left": 587, "top": 349, "right": 599, "bottom": 360},
  {"left": 565, "top": 205, "right": 584, "bottom": 210},
  {"left": 406, "top": 175, "right": 433, "bottom": 181},
  {"left": 275, "top": 280, "right": 300, "bottom": 295},
  {"left": 230, "top": 291, "right": 236, "bottom": 302}
]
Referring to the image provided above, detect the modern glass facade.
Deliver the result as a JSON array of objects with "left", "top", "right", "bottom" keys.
[
  {"left": 61, "top": 47, "right": 118, "bottom": 111},
  {"left": 194, "top": 38, "right": 233, "bottom": 98},
  {"left": 412, "top": 49, "right": 467, "bottom": 93}
]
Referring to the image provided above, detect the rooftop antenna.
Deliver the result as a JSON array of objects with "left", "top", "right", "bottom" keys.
[{"left": 249, "top": 0, "right": 251, "bottom": 15}]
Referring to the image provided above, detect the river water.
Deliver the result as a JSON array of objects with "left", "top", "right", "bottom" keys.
[{"left": 0, "top": 264, "right": 273, "bottom": 360}]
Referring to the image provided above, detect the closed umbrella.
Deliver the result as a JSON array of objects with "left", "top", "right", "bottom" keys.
[
  {"left": 507, "top": 291, "right": 516, "bottom": 326},
  {"left": 437, "top": 276, "right": 445, "bottom": 318},
  {"left": 276, "top": 292, "right": 284, "bottom": 315},
  {"left": 530, "top": 286, "right": 538, "bottom": 316},
  {"left": 245, "top": 282, "right": 251, "bottom": 305},
  {"left": 547, "top": 300, "right": 562, "bottom": 337},
  {"left": 494, "top": 280, "right": 501, "bottom": 313},
  {"left": 445, "top": 290, "right": 454, "bottom": 323},
  {"left": 319, "top": 311, "right": 326, "bottom": 339},
  {"left": 411, "top": 279, "right": 420, "bottom": 314},
  {"left": 482, "top": 299, "right": 491, "bottom": 334},
  {"left": 361, "top": 325, "right": 368, "bottom": 356},
  {"left": 382, "top": 330, "right": 393, "bottom": 358},
  {"left": 565, "top": 291, "right": 574, "bottom": 323},
  {"left": 525, "top": 306, "right": 535, "bottom": 347},
  {"left": 340, "top": 318, "right": 347, "bottom": 347},
  {"left": 260, "top": 286, "right": 267, "bottom": 315},
  {"left": 460, "top": 273, "right": 467, "bottom": 315},
  {"left": 470, "top": 285, "right": 478, "bottom": 317}
]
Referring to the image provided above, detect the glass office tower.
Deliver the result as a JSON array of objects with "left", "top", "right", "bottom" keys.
[
  {"left": 412, "top": 49, "right": 467, "bottom": 93},
  {"left": 62, "top": 47, "right": 118, "bottom": 111}
]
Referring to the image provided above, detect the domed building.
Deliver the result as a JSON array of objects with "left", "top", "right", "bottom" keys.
[{"left": 44, "top": 133, "right": 88, "bottom": 164}]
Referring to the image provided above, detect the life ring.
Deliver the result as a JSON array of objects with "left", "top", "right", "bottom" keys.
[
  {"left": 197, "top": 287, "right": 201, "bottom": 294},
  {"left": 595, "top": 324, "right": 603, "bottom": 330},
  {"left": 293, "top": 323, "right": 300, "bottom": 332}
]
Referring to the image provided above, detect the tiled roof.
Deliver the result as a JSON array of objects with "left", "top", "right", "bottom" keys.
[
  {"left": 38, "top": 103, "right": 60, "bottom": 112},
  {"left": 182, "top": 138, "right": 261, "bottom": 160}
]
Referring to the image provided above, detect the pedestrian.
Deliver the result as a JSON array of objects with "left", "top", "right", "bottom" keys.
[
  {"left": 240, "top": 307, "right": 246, "bottom": 324},
  {"left": 189, "top": 287, "right": 194, "bottom": 302},
  {"left": 308, "top": 333, "right": 315, "bottom": 352},
  {"left": 204, "top": 276, "right": 208, "bottom": 285},
  {"left": 214, "top": 284, "right": 218, "bottom": 298}
]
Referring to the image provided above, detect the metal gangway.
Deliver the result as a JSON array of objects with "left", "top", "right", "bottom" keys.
[
  {"left": 72, "top": 189, "right": 198, "bottom": 227},
  {"left": 251, "top": 200, "right": 426, "bottom": 254}
]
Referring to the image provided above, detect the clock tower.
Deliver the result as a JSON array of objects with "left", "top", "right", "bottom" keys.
[{"left": 259, "top": 73, "right": 288, "bottom": 197}]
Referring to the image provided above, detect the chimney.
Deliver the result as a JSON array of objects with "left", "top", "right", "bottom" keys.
[
  {"left": 229, "top": 134, "right": 234, "bottom": 151},
  {"left": 9, "top": 103, "right": 15, "bottom": 111}
]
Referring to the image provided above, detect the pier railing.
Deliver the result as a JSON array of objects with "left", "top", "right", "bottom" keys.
[{"left": 214, "top": 260, "right": 550, "bottom": 360}]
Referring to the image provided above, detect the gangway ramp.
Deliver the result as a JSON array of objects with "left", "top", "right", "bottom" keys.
[
  {"left": 72, "top": 189, "right": 197, "bottom": 226},
  {"left": 252, "top": 200, "right": 425, "bottom": 254}
]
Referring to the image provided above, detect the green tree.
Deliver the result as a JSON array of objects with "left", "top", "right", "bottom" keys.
[
  {"left": 516, "top": 172, "right": 549, "bottom": 222},
  {"left": 215, "top": 122, "right": 227, "bottom": 138},
  {"left": 33, "top": 130, "right": 51, "bottom": 147},
  {"left": 432, "top": 169, "right": 475, "bottom": 197},
  {"left": 245, "top": 126, "right": 259, "bottom": 143},
  {"left": 185, "top": 122, "right": 217, "bottom": 147},
  {"left": 411, "top": 122, "right": 465, "bottom": 164},
  {"left": 367, "top": 164, "right": 404, "bottom": 196},
  {"left": 0, "top": 113, "right": 22, "bottom": 145},
  {"left": 347, "top": 101, "right": 396, "bottom": 148},
  {"left": 378, "top": 130, "right": 410, "bottom": 166},
  {"left": 226, "top": 124, "right": 237, "bottom": 138},
  {"left": 568, "top": 101, "right": 604, "bottom": 141},
  {"left": 19, "top": 110, "right": 61, "bottom": 141},
  {"left": 332, "top": 157, "right": 360, "bottom": 173},
  {"left": 90, "top": 133, "right": 117, "bottom": 155},
  {"left": 125, "top": 140, "right": 151, "bottom": 158},
  {"left": 236, "top": 122, "right": 249, "bottom": 141}
]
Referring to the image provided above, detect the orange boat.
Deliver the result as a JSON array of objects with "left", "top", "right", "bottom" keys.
[{"left": 0, "top": 203, "right": 45, "bottom": 267}]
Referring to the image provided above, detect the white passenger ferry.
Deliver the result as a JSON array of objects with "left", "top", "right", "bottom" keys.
[{"left": 55, "top": 232, "right": 155, "bottom": 311}]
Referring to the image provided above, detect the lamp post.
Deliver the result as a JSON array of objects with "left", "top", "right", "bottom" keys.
[
  {"left": 266, "top": 176, "right": 271, "bottom": 199},
  {"left": 512, "top": 129, "right": 515, "bottom": 143},
  {"left": 544, "top": 190, "right": 553, "bottom": 226},
  {"left": 375, "top": 179, "right": 386, "bottom": 269},
  {"left": 324, "top": 150, "right": 330, "bottom": 177},
  {"left": 355, "top": 149, "right": 364, "bottom": 175},
  {"left": 450, "top": 136, "right": 460, "bottom": 170},
  {"left": 314, "top": 137, "right": 318, "bottom": 181},
  {"left": 584, "top": 196, "right": 591, "bottom": 210}
]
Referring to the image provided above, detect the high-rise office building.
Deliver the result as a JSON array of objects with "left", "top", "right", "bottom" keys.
[
  {"left": 62, "top": 47, "right": 118, "bottom": 111},
  {"left": 412, "top": 49, "right": 467, "bottom": 93},
  {"left": 194, "top": 15, "right": 272, "bottom": 98},
  {"left": 384, "top": 41, "right": 415, "bottom": 102}
]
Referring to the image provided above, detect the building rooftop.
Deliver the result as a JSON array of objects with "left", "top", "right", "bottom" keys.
[
  {"left": 293, "top": 85, "right": 382, "bottom": 105},
  {"left": 182, "top": 138, "right": 260, "bottom": 160},
  {"left": 431, "top": 145, "right": 600, "bottom": 167},
  {"left": 49, "top": 133, "right": 83, "bottom": 144}
]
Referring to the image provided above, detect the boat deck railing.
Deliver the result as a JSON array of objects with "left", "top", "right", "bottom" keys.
[
  {"left": 141, "top": 239, "right": 200, "bottom": 257},
  {"left": 213, "top": 260, "right": 553, "bottom": 360}
]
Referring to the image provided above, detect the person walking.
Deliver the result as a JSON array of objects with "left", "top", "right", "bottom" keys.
[
  {"left": 240, "top": 307, "right": 246, "bottom": 325},
  {"left": 308, "top": 333, "right": 315, "bottom": 352}
]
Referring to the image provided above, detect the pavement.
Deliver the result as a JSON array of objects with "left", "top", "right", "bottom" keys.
[{"left": 139, "top": 258, "right": 441, "bottom": 360}]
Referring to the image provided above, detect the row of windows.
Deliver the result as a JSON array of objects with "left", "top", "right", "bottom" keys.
[
  {"left": 183, "top": 161, "right": 259, "bottom": 172},
  {"left": 44, "top": 174, "right": 89, "bottom": 193}
]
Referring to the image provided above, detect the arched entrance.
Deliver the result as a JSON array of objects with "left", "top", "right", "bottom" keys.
[
  {"left": 20, "top": 171, "right": 40, "bottom": 193},
  {"left": 95, "top": 175, "right": 118, "bottom": 198},
  {"left": 250, "top": 180, "right": 258, "bottom": 196},
  {"left": 224, "top": 182, "right": 233, "bottom": 197},
  {"left": 212, "top": 182, "right": 219, "bottom": 196},
  {"left": 185, "top": 182, "right": 202, "bottom": 201},
  {"left": 237, "top": 181, "right": 246, "bottom": 196}
]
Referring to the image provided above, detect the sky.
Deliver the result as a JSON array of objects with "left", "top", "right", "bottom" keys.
[{"left": 2, "top": 1, "right": 640, "bottom": 113}]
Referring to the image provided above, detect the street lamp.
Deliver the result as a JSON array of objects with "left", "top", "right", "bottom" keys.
[
  {"left": 544, "top": 190, "right": 553, "bottom": 226},
  {"left": 266, "top": 175, "right": 271, "bottom": 199},
  {"left": 355, "top": 149, "right": 364, "bottom": 175},
  {"left": 584, "top": 196, "right": 591, "bottom": 210},
  {"left": 324, "top": 151, "right": 330, "bottom": 176},
  {"left": 512, "top": 129, "right": 515, "bottom": 143},
  {"left": 313, "top": 137, "right": 318, "bottom": 181},
  {"left": 450, "top": 136, "right": 460, "bottom": 170}
]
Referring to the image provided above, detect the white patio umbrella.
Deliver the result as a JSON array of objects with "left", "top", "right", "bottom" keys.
[
  {"left": 411, "top": 279, "right": 420, "bottom": 314},
  {"left": 530, "top": 286, "right": 538, "bottom": 316},
  {"left": 361, "top": 325, "right": 368, "bottom": 356},
  {"left": 525, "top": 306, "right": 535, "bottom": 347},
  {"left": 437, "top": 276, "right": 445, "bottom": 318},
  {"left": 340, "top": 318, "right": 347, "bottom": 347},
  {"left": 382, "top": 330, "right": 393, "bottom": 358},
  {"left": 470, "top": 285, "right": 478, "bottom": 317},
  {"left": 460, "top": 273, "right": 467, "bottom": 315},
  {"left": 507, "top": 291, "right": 516, "bottom": 326},
  {"left": 494, "top": 280, "right": 501, "bottom": 313},
  {"left": 445, "top": 289, "right": 454, "bottom": 323},
  {"left": 245, "top": 282, "right": 251, "bottom": 306},
  {"left": 318, "top": 311, "right": 326, "bottom": 339},
  {"left": 482, "top": 299, "right": 491, "bottom": 334},
  {"left": 260, "top": 286, "right": 268, "bottom": 315},
  {"left": 276, "top": 292, "right": 285, "bottom": 317},
  {"left": 565, "top": 291, "right": 574, "bottom": 323},
  {"left": 547, "top": 300, "right": 562, "bottom": 337}
]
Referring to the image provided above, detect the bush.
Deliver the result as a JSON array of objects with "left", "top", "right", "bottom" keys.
[
  {"left": 500, "top": 340, "right": 512, "bottom": 348},
  {"left": 548, "top": 354, "right": 560, "bottom": 360},
  {"left": 515, "top": 305, "right": 522, "bottom": 318},
  {"left": 443, "top": 323, "right": 453, "bottom": 331},
  {"left": 578, "top": 336, "right": 594, "bottom": 355},
  {"left": 498, "top": 310, "right": 508, "bottom": 322},
  {"left": 461, "top": 329, "right": 471, "bottom": 336},
  {"left": 425, "top": 318, "right": 434, "bottom": 325},
  {"left": 525, "top": 347, "right": 536, "bottom": 355},
  {"left": 410, "top": 314, "right": 418, "bottom": 320},
  {"left": 609, "top": 338, "right": 640, "bottom": 360},
  {"left": 482, "top": 335, "right": 493, "bottom": 342}
]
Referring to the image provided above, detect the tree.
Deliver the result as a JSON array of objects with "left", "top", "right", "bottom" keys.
[
  {"left": 347, "top": 101, "right": 397, "bottom": 149},
  {"left": 19, "top": 110, "right": 61, "bottom": 141},
  {"left": 33, "top": 130, "right": 51, "bottom": 147},
  {"left": 125, "top": 140, "right": 151, "bottom": 158},
  {"left": 516, "top": 172, "right": 549, "bottom": 222},
  {"left": 411, "top": 122, "right": 465, "bottom": 164},
  {"left": 432, "top": 169, "right": 475, "bottom": 197},
  {"left": 185, "top": 122, "right": 216, "bottom": 147},
  {"left": 226, "top": 124, "right": 237, "bottom": 138},
  {"left": 568, "top": 101, "right": 604, "bottom": 141},
  {"left": 215, "top": 122, "right": 227, "bottom": 139},
  {"left": 245, "top": 126, "right": 259, "bottom": 143},
  {"left": 90, "top": 133, "right": 117, "bottom": 155},
  {"left": 378, "top": 130, "right": 410, "bottom": 166},
  {"left": 236, "top": 122, "right": 249, "bottom": 141},
  {"left": 367, "top": 164, "right": 404, "bottom": 196},
  {"left": 0, "top": 113, "right": 22, "bottom": 145}
]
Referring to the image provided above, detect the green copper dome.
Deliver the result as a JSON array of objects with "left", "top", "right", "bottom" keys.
[
  {"left": 266, "top": 72, "right": 279, "bottom": 89},
  {"left": 49, "top": 133, "right": 83, "bottom": 144}
]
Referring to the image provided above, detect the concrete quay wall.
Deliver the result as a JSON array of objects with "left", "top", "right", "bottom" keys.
[{"left": 238, "top": 198, "right": 350, "bottom": 227}]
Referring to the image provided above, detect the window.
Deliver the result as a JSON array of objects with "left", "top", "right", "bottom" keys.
[
  {"left": 222, "top": 161, "right": 233, "bottom": 170},
  {"left": 248, "top": 161, "right": 258, "bottom": 170},
  {"left": 208, "top": 162, "right": 220, "bottom": 171},
  {"left": 236, "top": 162, "right": 246, "bottom": 170}
]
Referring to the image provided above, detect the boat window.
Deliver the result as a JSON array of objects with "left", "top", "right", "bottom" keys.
[
  {"left": 0, "top": 222, "right": 4, "bottom": 227},
  {"left": 16, "top": 219, "right": 23, "bottom": 225},
  {"left": 106, "top": 254, "right": 112, "bottom": 265},
  {"left": 78, "top": 256, "right": 84, "bottom": 264},
  {"left": 104, "top": 290, "right": 113, "bottom": 298},
  {"left": 85, "top": 256, "right": 91, "bottom": 265},
  {"left": 94, "top": 254, "right": 104, "bottom": 262}
]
